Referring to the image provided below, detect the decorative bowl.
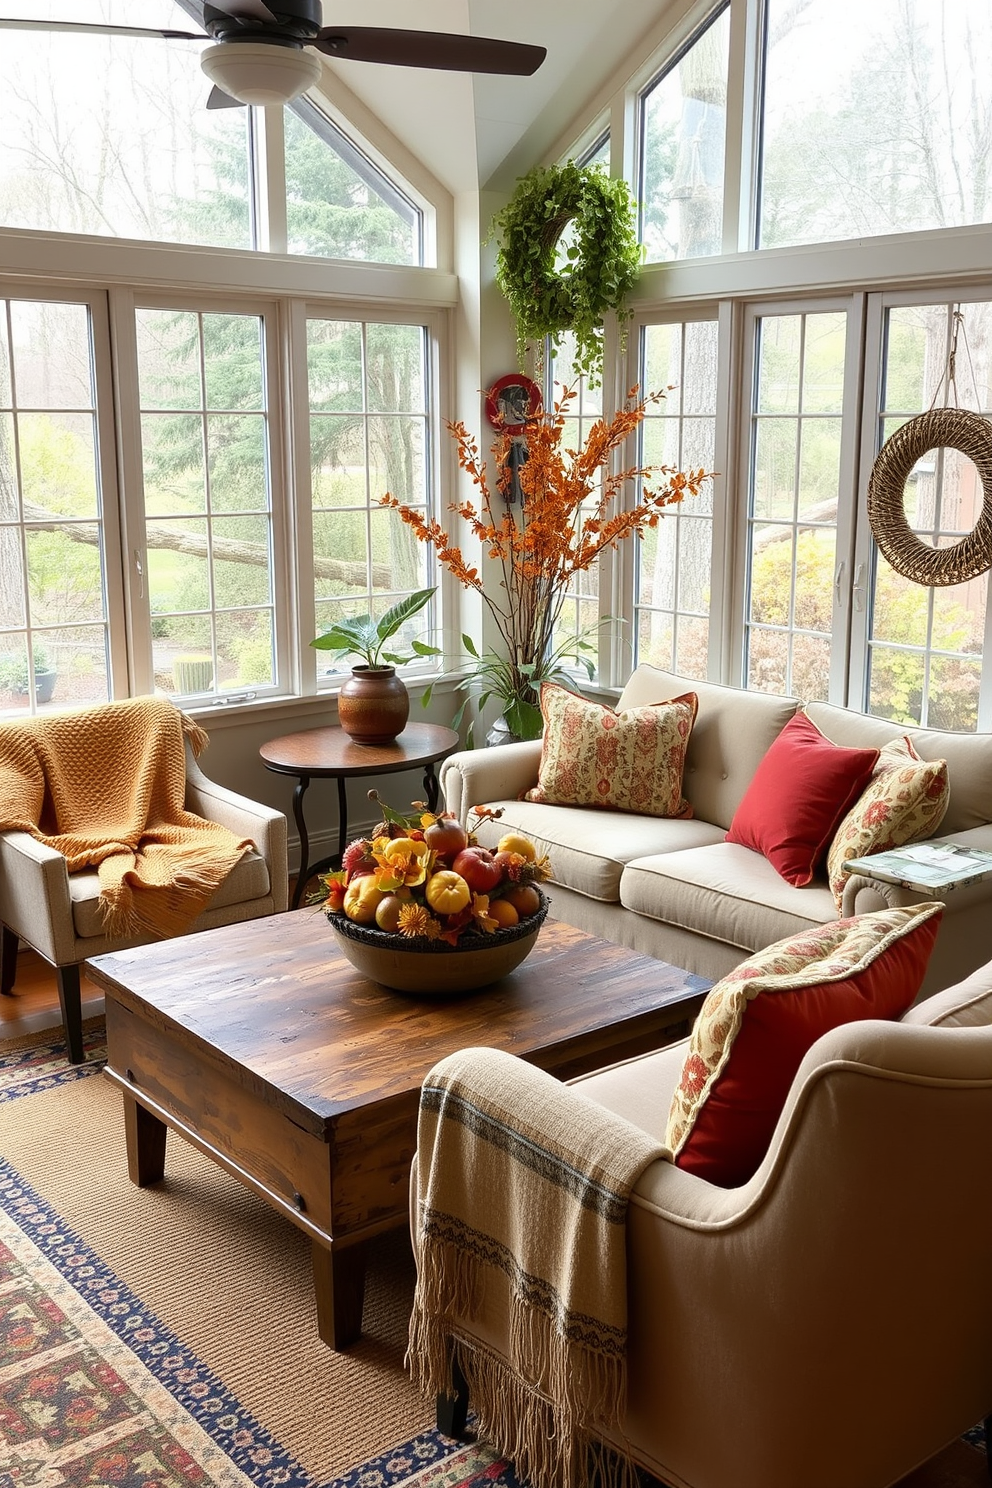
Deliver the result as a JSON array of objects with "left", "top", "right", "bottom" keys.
[{"left": 327, "top": 889, "right": 550, "bottom": 995}]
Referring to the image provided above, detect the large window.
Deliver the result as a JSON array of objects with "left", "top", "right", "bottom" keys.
[
  {"left": 744, "top": 309, "right": 848, "bottom": 700},
  {"left": 568, "top": 0, "right": 992, "bottom": 733},
  {"left": 307, "top": 316, "right": 434, "bottom": 683},
  {"left": 635, "top": 319, "right": 718, "bottom": 678},
  {"left": 861, "top": 298, "right": 992, "bottom": 730},
  {"left": 135, "top": 306, "right": 277, "bottom": 702},
  {"left": 639, "top": 3, "right": 730, "bottom": 262},
  {"left": 0, "top": 1, "right": 423, "bottom": 263},
  {"left": 759, "top": 0, "right": 992, "bottom": 249},
  {"left": 0, "top": 295, "right": 117, "bottom": 712},
  {"left": 0, "top": 3, "right": 445, "bottom": 720}
]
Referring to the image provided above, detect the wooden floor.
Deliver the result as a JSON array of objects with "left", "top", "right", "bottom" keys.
[{"left": 0, "top": 944, "right": 104, "bottom": 1039}]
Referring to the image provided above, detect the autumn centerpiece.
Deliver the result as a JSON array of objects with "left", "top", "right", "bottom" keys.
[
  {"left": 317, "top": 792, "right": 552, "bottom": 994},
  {"left": 381, "top": 384, "right": 712, "bottom": 740}
]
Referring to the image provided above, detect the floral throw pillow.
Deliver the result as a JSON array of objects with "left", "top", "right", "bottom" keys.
[
  {"left": 826, "top": 736, "right": 950, "bottom": 910},
  {"left": 523, "top": 682, "right": 697, "bottom": 818},
  {"left": 664, "top": 902, "right": 944, "bottom": 1188}
]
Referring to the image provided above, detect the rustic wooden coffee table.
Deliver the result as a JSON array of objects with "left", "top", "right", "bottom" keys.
[{"left": 86, "top": 910, "right": 707, "bottom": 1351}]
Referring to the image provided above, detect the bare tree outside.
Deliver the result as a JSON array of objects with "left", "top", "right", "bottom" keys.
[{"left": 761, "top": 0, "right": 992, "bottom": 247}]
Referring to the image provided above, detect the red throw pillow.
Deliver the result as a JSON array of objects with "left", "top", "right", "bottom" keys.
[
  {"left": 726, "top": 712, "right": 879, "bottom": 886},
  {"left": 665, "top": 903, "right": 943, "bottom": 1187}
]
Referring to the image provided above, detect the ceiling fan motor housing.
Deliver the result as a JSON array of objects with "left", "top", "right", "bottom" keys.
[{"left": 202, "top": 0, "right": 323, "bottom": 45}]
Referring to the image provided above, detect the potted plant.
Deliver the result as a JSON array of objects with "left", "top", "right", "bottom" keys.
[
  {"left": 311, "top": 587, "right": 439, "bottom": 745},
  {"left": 434, "top": 628, "right": 599, "bottom": 747},
  {"left": 0, "top": 643, "right": 58, "bottom": 704}
]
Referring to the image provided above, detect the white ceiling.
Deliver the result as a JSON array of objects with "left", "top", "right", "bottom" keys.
[{"left": 317, "top": 0, "right": 674, "bottom": 195}]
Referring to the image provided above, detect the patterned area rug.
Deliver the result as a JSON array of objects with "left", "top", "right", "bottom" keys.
[
  {"left": 0, "top": 1023, "right": 519, "bottom": 1488},
  {"left": 2, "top": 1024, "right": 987, "bottom": 1488}
]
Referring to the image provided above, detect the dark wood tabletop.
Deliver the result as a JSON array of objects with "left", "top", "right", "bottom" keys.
[
  {"left": 89, "top": 909, "right": 708, "bottom": 1133},
  {"left": 259, "top": 721, "right": 459, "bottom": 778},
  {"left": 87, "top": 910, "right": 708, "bottom": 1348}
]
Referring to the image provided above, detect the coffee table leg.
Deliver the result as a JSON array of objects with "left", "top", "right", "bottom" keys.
[
  {"left": 311, "top": 1238, "right": 367, "bottom": 1350},
  {"left": 122, "top": 1092, "right": 168, "bottom": 1186}
]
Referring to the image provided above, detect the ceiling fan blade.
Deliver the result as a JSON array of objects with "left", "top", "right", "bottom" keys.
[
  {"left": 206, "top": 84, "right": 246, "bottom": 109},
  {"left": 314, "top": 27, "right": 546, "bottom": 77},
  {"left": 0, "top": 18, "right": 202, "bottom": 40},
  {"left": 206, "top": 0, "right": 278, "bottom": 22}
]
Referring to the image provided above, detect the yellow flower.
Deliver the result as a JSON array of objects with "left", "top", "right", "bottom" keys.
[
  {"left": 375, "top": 836, "right": 432, "bottom": 887},
  {"left": 397, "top": 903, "right": 429, "bottom": 937}
]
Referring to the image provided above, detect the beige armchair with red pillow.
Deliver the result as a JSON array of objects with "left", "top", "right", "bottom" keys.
[
  {"left": 440, "top": 664, "right": 992, "bottom": 995},
  {"left": 411, "top": 915, "right": 992, "bottom": 1488}
]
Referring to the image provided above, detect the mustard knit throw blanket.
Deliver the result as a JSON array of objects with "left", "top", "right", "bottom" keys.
[
  {"left": 408, "top": 1047, "right": 666, "bottom": 1488},
  {"left": 0, "top": 697, "right": 253, "bottom": 939}
]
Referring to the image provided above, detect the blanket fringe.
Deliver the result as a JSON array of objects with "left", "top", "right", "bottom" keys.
[
  {"left": 409, "top": 1233, "right": 629, "bottom": 1488},
  {"left": 97, "top": 848, "right": 249, "bottom": 940},
  {"left": 180, "top": 712, "right": 211, "bottom": 758},
  {"left": 458, "top": 1337, "right": 635, "bottom": 1488}
]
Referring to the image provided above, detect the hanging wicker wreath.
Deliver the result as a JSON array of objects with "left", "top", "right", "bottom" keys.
[
  {"left": 489, "top": 161, "right": 641, "bottom": 386},
  {"left": 867, "top": 407, "right": 992, "bottom": 586}
]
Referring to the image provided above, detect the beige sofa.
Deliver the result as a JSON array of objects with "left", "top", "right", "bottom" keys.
[
  {"left": 439, "top": 665, "right": 992, "bottom": 995},
  {"left": 413, "top": 961, "right": 992, "bottom": 1488}
]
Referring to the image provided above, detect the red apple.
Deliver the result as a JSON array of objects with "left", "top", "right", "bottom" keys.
[
  {"left": 451, "top": 845, "right": 502, "bottom": 894},
  {"left": 424, "top": 815, "right": 470, "bottom": 858}
]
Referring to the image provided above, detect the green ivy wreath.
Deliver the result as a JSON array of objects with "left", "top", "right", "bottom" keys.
[{"left": 489, "top": 161, "right": 641, "bottom": 385}]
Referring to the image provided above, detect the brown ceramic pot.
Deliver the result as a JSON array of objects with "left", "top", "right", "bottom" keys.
[{"left": 337, "top": 665, "right": 410, "bottom": 745}]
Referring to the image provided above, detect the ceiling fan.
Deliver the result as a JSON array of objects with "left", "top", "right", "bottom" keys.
[{"left": 0, "top": 1, "right": 547, "bottom": 109}]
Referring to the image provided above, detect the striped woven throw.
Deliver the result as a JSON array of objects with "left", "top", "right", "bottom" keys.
[
  {"left": 0, "top": 696, "right": 252, "bottom": 939},
  {"left": 408, "top": 1046, "right": 666, "bottom": 1488}
]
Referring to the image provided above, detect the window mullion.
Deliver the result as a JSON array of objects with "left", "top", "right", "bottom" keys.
[
  {"left": 850, "top": 291, "right": 892, "bottom": 716},
  {"left": 107, "top": 285, "right": 152, "bottom": 698},
  {"left": 255, "top": 106, "right": 288, "bottom": 255},
  {"left": 286, "top": 298, "right": 316, "bottom": 696},
  {"left": 723, "top": 0, "right": 759, "bottom": 252}
]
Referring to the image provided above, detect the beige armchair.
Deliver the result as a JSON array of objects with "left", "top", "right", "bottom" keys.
[
  {"left": 0, "top": 736, "right": 288, "bottom": 1064},
  {"left": 413, "top": 966, "right": 992, "bottom": 1488}
]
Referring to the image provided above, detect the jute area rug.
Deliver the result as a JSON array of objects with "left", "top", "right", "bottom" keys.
[
  {"left": 1, "top": 1021, "right": 987, "bottom": 1488},
  {"left": 0, "top": 1020, "right": 511, "bottom": 1488}
]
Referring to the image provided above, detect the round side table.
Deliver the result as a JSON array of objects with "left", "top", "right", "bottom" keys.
[{"left": 260, "top": 722, "right": 460, "bottom": 909}]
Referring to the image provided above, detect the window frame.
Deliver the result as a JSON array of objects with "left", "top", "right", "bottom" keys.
[
  {"left": 294, "top": 301, "right": 447, "bottom": 699},
  {"left": 111, "top": 287, "right": 292, "bottom": 705},
  {"left": 852, "top": 283, "right": 992, "bottom": 729},
  {"left": 0, "top": 278, "right": 128, "bottom": 708}
]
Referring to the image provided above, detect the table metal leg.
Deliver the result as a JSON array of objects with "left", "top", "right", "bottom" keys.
[
  {"left": 337, "top": 775, "right": 349, "bottom": 862},
  {"left": 424, "top": 762, "right": 441, "bottom": 812},
  {"left": 290, "top": 774, "right": 313, "bottom": 910}
]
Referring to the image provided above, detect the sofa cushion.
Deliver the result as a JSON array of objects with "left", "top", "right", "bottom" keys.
[
  {"left": 901, "top": 959, "right": 992, "bottom": 1028},
  {"left": 619, "top": 841, "right": 836, "bottom": 950},
  {"left": 69, "top": 848, "right": 271, "bottom": 939},
  {"left": 826, "top": 736, "right": 950, "bottom": 908},
  {"left": 665, "top": 902, "right": 944, "bottom": 1187},
  {"left": 474, "top": 801, "right": 725, "bottom": 903},
  {"left": 805, "top": 699, "right": 992, "bottom": 835},
  {"left": 725, "top": 712, "right": 879, "bottom": 887},
  {"left": 617, "top": 666, "right": 800, "bottom": 830},
  {"left": 524, "top": 683, "right": 697, "bottom": 817}
]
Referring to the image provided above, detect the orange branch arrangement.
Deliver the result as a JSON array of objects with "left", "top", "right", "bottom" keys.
[{"left": 381, "top": 383, "right": 712, "bottom": 739}]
